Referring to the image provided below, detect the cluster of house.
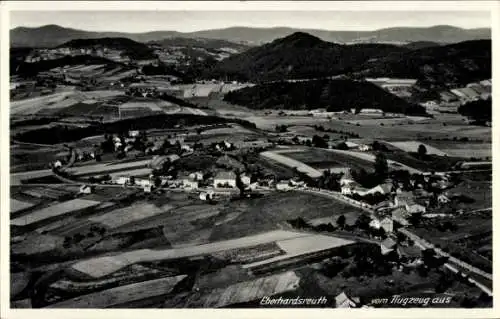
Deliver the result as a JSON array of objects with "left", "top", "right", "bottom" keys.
[
  {"left": 339, "top": 170, "right": 455, "bottom": 232},
  {"left": 424, "top": 79, "right": 492, "bottom": 111},
  {"left": 24, "top": 47, "right": 133, "bottom": 64}
]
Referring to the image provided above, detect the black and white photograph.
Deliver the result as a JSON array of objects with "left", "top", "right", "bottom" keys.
[{"left": 1, "top": 0, "right": 496, "bottom": 314}]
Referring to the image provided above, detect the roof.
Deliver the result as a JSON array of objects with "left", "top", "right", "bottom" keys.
[
  {"left": 400, "top": 245, "right": 422, "bottom": 258},
  {"left": 381, "top": 237, "right": 397, "bottom": 249},
  {"left": 379, "top": 183, "right": 393, "bottom": 194},
  {"left": 344, "top": 141, "right": 359, "bottom": 148},
  {"left": 215, "top": 171, "right": 236, "bottom": 180}
]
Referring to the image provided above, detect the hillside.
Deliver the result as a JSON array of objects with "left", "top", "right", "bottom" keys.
[
  {"left": 354, "top": 39, "right": 491, "bottom": 88},
  {"left": 10, "top": 24, "right": 491, "bottom": 48},
  {"left": 206, "top": 32, "right": 410, "bottom": 82},
  {"left": 223, "top": 79, "right": 426, "bottom": 115},
  {"left": 58, "top": 38, "right": 156, "bottom": 60},
  {"left": 403, "top": 41, "right": 441, "bottom": 50}
]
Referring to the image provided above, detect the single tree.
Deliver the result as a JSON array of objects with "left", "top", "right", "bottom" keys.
[
  {"left": 374, "top": 152, "right": 389, "bottom": 180},
  {"left": 418, "top": 144, "right": 428, "bottom": 158},
  {"left": 336, "top": 215, "right": 346, "bottom": 229}
]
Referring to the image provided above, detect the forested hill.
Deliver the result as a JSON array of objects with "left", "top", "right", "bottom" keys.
[
  {"left": 206, "top": 32, "right": 409, "bottom": 82},
  {"left": 223, "top": 79, "right": 427, "bottom": 115},
  {"left": 353, "top": 39, "right": 491, "bottom": 89}
]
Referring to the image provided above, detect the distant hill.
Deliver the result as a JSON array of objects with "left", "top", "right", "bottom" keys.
[
  {"left": 354, "top": 39, "right": 491, "bottom": 88},
  {"left": 206, "top": 32, "right": 410, "bottom": 82},
  {"left": 10, "top": 24, "right": 491, "bottom": 48},
  {"left": 149, "top": 37, "right": 250, "bottom": 52},
  {"left": 223, "top": 79, "right": 426, "bottom": 115},
  {"left": 58, "top": 37, "right": 156, "bottom": 60}
]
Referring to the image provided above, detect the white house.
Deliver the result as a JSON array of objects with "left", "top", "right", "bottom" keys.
[
  {"left": 129, "top": 130, "right": 140, "bottom": 137},
  {"left": 214, "top": 171, "right": 237, "bottom": 188},
  {"left": 199, "top": 190, "right": 215, "bottom": 201},
  {"left": 340, "top": 171, "right": 356, "bottom": 186},
  {"left": 114, "top": 176, "right": 130, "bottom": 185},
  {"left": 370, "top": 216, "right": 394, "bottom": 233},
  {"left": 53, "top": 160, "right": 62, "bottom": 169},
  {"left": 135, "top": 178, "right": 152, "bottom": 188},
  {"left": 189, "top": 172, "right": 204, "bottom": 181},
  {"left": 276, "top": 181, "right": 292, "bottom": 191},
  {"left": 79, "top": 185, "right": 93, "bottom": 194},
  {"left": 240, "top": 175, "right": 251, "bottom": 186},
  {"left": 358, "top": 144, "right": 371, "bottom": 152}
]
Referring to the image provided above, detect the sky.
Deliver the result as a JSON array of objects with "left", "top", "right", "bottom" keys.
[{"left": 10, "top": 10, "right": 491, "bottom": 33}]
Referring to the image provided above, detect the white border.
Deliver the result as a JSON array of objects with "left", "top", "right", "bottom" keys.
[{"left": 1, "top": 2, "right": 498, "bottom": 319}]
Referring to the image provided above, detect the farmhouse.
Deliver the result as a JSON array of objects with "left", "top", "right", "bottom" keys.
[
  {"left": 363, "top": 183, "right": 394, "bottom": 196},
  {"left": 358, "top": 144, "right": 371, "bottom": 152},
  {"left": 182, "top": 177, "right": 199, "bottom": 189},
  {"left": 340, "top": 171, "right": 356, "bottom": 186},
  {"left": 214, "top": 171, "right": 237, "bottom": 188},
  {"left": 369, "top": 216, "right": 394, "bottom": 233}
]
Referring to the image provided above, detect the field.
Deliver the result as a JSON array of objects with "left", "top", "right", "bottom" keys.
[
  {"left": 70, "top": 230, "right": 310, "bottom": 278},
  {"left": 89, "top": 203, "right": 174, "bottom": 229},
  {"left": 260, "top": 151, "right": 322, "bottom": 178},
  {"left": 211, "top": 192, "right": 365, "bottom": 241},
  {"left": 425, "top": 141, "right": 492, "bottom": 159},
  {"left": 11, "top": 234, "right": 64, "bottom": 255},
  {"left": 10, "top": 198, "right": 36, "bottom": 214},
  {"left": 182, "top": 271, "right": 300, "bottom": 307},
  {"left": 66, "top": 159, "right": 151, "bottom": 176},
  {"left": 385, "top": 141, "right": 448, "bottom": 156},
  {"left": 47, "top": 275, "right": 187, "bottom": 308},
  {"left": 11, "top": 198, "right": 101, "bottom": 226},
  {"left": 284, "top": 149, "right": 356, "bottom": 170}
]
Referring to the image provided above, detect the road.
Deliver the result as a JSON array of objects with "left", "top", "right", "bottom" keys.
[{"left": 403, "top": 230, "right": 492, "bottom": 296}]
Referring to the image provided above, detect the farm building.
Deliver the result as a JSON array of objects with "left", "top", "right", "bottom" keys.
[
  {"left": 363, "top": 183, "right": 395, "bottom": 196},
  {"left": 276, "top": 181, "right": 292, "bottom": 191},
  {"left": 214, "top": 171, "right": 237, "bottom": 188},
  {"left": 79, "top": 185, "right": 93, "bottom": 194},
  {"left": 359, "top": 108, "right": 384, "bottom": 115},
  {"left": 181, "top": 176, "right": 199, "bottom": 189}
]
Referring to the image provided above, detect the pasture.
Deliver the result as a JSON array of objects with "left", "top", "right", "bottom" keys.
[
  {"left": 385, "top": 141, "right": 448, "bottom": 156},
  {"left": 10, "top": 198, "right": 101, "bottom": 226},
  {"left": 426, "top": 141, "right": 492, "bottom": 159},
  {"left": 260, "top": 151, "right": 322, "bottom": 178},
  {"left": 47, "top": 275, "right": 187, "bottom": 308},
  {"left": 89, "top": 203, "right": 174, "bottom": 229}
]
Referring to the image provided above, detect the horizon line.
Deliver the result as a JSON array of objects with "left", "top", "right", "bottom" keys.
[{"left": 10, "top": 23, "right": 491, "bottom": 35}]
